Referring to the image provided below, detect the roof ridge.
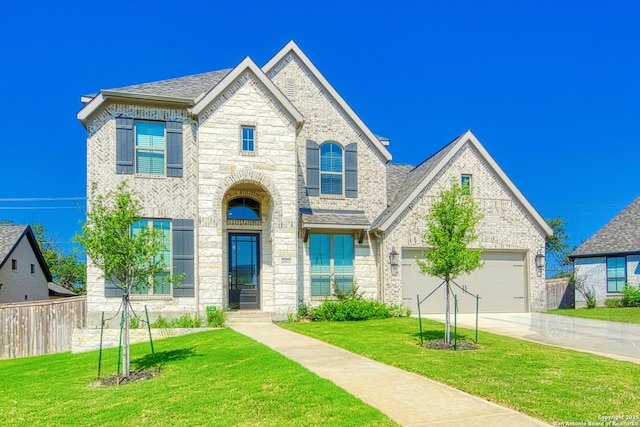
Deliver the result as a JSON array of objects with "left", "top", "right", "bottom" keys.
[{"left": 107, "top": 68, "right": 233, "bottom": 92}]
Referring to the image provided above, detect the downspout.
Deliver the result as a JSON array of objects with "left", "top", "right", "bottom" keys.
[
  {"left": 191, "top": 115, "right": 200, "bottom": 316},
  {"left": 372, "top": 229, "right": 385, "bottom": 303}
]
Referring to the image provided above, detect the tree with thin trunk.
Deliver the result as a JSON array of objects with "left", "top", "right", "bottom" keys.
[
  {"left": 75, "top": 182, "right": 179, "bottom": 379},
  {"left": 417, "top": 180, "right": 483, "bottom": 344}
]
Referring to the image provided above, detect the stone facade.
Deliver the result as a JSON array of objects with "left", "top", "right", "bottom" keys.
[
  {"left": 381, "top": 142, "right": 548, "bottom": 312},
  {"left": 79, "top": 42, "right": 549, "bottom": 322}
]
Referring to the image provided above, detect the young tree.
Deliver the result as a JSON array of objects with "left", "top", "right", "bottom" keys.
[
  {"left": 417, "top": 180, "right": 483, "bottom": 344},
  {"left": 75, "top": 182, "right": 179, "bottom": 378}
]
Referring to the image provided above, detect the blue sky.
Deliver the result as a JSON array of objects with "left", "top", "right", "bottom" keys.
[{"left": 1, "top": 0, "right": 638, "bottom": 268}]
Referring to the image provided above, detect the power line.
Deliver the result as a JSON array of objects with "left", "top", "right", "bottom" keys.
[
  {"left": 0, "top": 206, "right": 83, "bottom": 210},
  {"left": 0, "top": 197, "right": 85, "bottom": 202}
]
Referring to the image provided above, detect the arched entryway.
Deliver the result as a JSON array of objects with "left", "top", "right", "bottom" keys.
[{"left": 223, "top": 182, "right": 272, "bottom": 310}]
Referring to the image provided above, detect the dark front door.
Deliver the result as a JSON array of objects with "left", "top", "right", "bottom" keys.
[{"left": 228, "top": 233, "right": 260, "bottom": 310}]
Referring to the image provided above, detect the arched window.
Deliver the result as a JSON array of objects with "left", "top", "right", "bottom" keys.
[
  {"left": 320, "top": 142, "right": 343, "bottom": 195},
  {"left": 227, "top": 197, "right": 260, "bottom": 220}
]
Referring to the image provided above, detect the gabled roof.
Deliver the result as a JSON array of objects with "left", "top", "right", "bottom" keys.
[
  {"left": 372, "top": 130, "right": 553, "bottom": 236},
  {"left": 104, "top": 69, "right": 232, "bottom": 101},
  {"left": 190, "top": 56, "right": 304, "bottom": 124},
  {"left": 0, "top": 224, "right": 53, "bottom": 282},
  {"left": 262, "top": 40, "right": 392, "bottom": 162},
  {"left": 78, "top": 57, "right": 304, "bottom": 127},
  {"left": 571, "top": 196, "right": 640, "bottom": 257}
]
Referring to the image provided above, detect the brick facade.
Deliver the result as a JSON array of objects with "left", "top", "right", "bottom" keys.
[{"left": 80, "top": 42, "right": 549, "bottom": 322}]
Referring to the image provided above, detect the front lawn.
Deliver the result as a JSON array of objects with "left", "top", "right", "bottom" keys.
[
  {"left": 0, "top": 329, "right": 396, "bottom": 427},
  {"left": 547, "top": 307, "right": 640, "bottom": 324},
  {"left": 281, "top": 317, "right": 640, "bottom": 424}
]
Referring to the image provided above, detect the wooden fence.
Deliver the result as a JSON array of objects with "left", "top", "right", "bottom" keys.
[
  {"left": 0, "top": 296, "right": 86, "bottom": 360},
  {"left": 546, "top": 278, "right": 574, "bottom": 310}
]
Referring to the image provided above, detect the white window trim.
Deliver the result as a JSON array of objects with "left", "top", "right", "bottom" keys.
[
  {"left": 319, "top": 142, "right": 345, "bottom": 197},
  {"left": 239, "top": 124, "right": 257, "bottom": 156},
  {"left": 135, "top": 120, "right": 167, "bottom": 176}
]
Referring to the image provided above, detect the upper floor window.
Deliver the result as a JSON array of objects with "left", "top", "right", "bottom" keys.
[
  {"left": 461, "top": 174, "right": 472, "bottom": 194},
  {"left": 228, "top": 197, "right": 260, "bottom": 221},
  {"left": 607, "top": 256, "right": 626, "bottom": 293},
  {"left": 320, "top": 142, "right": 343, "bottom": 195},
  {"left": 131, "top": 219, "right": 172, "bottom": 295},
  {"left": 136, "top": 121, "right": 166, "bottom": 175},
  {"left": 30, "top": 264, "right": 35, "bottom": 274},
  {"left": 11, "top": 259, "right": 17, "bottom": 271},
  {"left": 116, "top": 118, "right": 183, "bottom": 177},
  {"left": 241, "top": 126, "right": 255, "bottom": 152}
]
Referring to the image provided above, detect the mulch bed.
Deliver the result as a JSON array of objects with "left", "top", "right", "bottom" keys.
[
  {"left": 422, "top": 339, "right": 481, "bottom": 351},
  {"left": 90, "top": 369, "right": 161, "bottom": 387}
]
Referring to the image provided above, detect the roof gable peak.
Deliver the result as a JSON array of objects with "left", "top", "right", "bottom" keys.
[{"left": 263, "top": 40, "right": 392, "bottom": 162}]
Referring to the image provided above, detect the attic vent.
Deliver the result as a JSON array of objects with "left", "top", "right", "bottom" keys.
[{"left": 286, "top": 78, "right": 296, "bottom": 98}]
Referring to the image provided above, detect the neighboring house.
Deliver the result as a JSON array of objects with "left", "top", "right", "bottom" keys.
[
  {"left": 48, "top": 282, "right": 78, "bottom": 299},
  {"left": 571, "top": 196, "right": 640, "bottom": 307},
  {"left": 0, "top": 224, "right": 52, "bottom": 303},
  {"left": 78, "top": 41, "right": 551, "bottom": 324}
]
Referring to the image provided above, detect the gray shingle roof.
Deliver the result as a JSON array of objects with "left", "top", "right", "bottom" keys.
[
  {"left": 372, "top": 135, "right": 463, "bottom": 229},
  {"left": 300, "top": 209, "right": 370, "bottom": 228},
  {"left": 106, "top": 69, "right": 232, "bottom": 102},
  {"left": 386, "top": 164, "right": 414, "bottom": 204},
  {"left": 571, "top": 195, "right": 640, "bottom": 257},
  {"left": 0, "top": 224, "right": 28, "bottom": 269},
  {"left": 48, "top": 282, "right": 78, "bottom": 297}
]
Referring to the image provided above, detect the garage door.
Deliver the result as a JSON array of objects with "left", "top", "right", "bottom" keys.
[{"left": 402, "top": 249, "right": 527, "bottom": 314}]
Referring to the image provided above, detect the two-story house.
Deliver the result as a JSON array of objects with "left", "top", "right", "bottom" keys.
[{"left": 78, "top": 41, "right": 551, "bottom": 324}]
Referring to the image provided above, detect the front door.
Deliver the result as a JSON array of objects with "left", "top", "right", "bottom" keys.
[{"left": 228, "top": 233, "right": 260, "bottom": 310}]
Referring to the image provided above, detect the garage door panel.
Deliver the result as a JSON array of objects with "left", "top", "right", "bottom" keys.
[{"left": 402, "top": 249, "right": 526, "bottom": 314}]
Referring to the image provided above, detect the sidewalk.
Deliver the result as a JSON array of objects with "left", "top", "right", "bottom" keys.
[{"left": 231, "top": 322, "right": 549, "bottom": 427}]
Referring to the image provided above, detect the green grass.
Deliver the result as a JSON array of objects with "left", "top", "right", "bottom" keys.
[
  {"left": 547, "top": 307, "right": 640, "bottom": 324},
  {"left": 281, "top": 317, "right": 640, "bottom": 423},
  {"left": 0, "top": 329, "right": 397, "bottom": 427}
]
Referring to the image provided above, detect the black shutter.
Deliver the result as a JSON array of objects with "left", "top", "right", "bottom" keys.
[
  {"left": 172, "top": 219, "right": 195, "bottom": 297},
  {"left": 306, "top": 140, "right": 320, "bottom": 196},
  {"left": 166, "top": 121, "right": 183, "bottom": 177},
  {"left": 105, "top": 276, "right": 124, "bottom": 297},
  {"left": 345, "top": 143, "right": 358, "bottom": 198},
  {"left": 115, "top": 118, "right": 134, "bottom": 174}
]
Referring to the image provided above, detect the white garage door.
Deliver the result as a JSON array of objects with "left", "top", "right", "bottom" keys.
[{"left": 402, "top": 249, "right": 527, "bottom": 314}]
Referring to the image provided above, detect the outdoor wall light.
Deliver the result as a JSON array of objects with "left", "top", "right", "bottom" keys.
[
  {"left": 389, "top": 247, "right": 399, "bottom": 276},
  {"left": 535, "top": 250, "right": 545, "bottom": 276}
]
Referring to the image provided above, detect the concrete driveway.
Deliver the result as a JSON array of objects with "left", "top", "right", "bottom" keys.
[{"left": 423, "top": 312, "right": 640, "bottom": 364}]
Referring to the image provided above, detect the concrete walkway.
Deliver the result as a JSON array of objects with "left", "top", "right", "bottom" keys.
[
  {"left": 231, "top": 322, "right": 549, "bottom": 427},
  {"left": 424, "top": 313, "right": 640, "bottom": 364}
]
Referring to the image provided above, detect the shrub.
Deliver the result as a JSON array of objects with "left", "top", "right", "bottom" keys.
[
  {"left": 310, "top": 298, "right": 397, "bottom": 321},
  {"left": 205, "top": 305, "right": 228, "bottom": 327},
  {"left": 174, "top": 313, "right": 203, "bottom": 328},
  {"left": 622, "top": 284, "right": 640, "bottom": 307},
  {"left": 296, "top": 300, "right": 311, "bottom": 321},
  {"left": 129, "top": 316, "right": 140, "bottom": 329},
  {"left": 604, "top": 298, "right": 626, "bottom": 308},
  {"left": 151, "top": 313, "right": 203, "bottom": 328},
  {"left": 151, "top": 315, "right": 172, "bottom": 328}
]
